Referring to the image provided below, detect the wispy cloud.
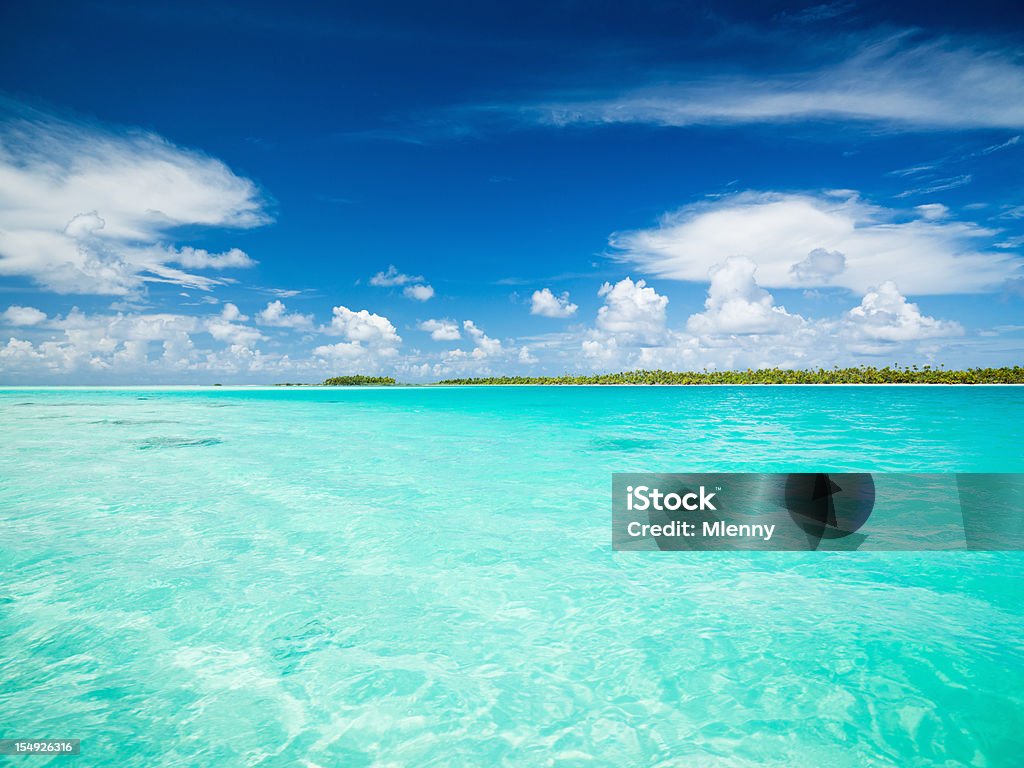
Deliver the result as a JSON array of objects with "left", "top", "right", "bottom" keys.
[
  {"left": 894, "top": 174, "right": 973, "bottom": 198},
  {"left": 889, "top": 136, "right": 1021, "bottom": 179},
  {"left": 369, "top": 265, "right": 434, "bottom": 300},
  {"left": 773, "top": 1, "right": 857, "bottom": 25},
  {"left": 369, "top": 265, "right": 424, "bottom": 287},
  {"left": 475, "top": 34, "right": 1024, "bottom": 131},
  {"left": 0, "top": 105, "right": 269, "bottom": 295}
]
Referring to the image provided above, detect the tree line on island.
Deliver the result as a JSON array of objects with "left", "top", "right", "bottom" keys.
[
  {"left": 309, "top": 366, "right": 1024, "bottom": 386},
  {"left": 322, "top": 375, "right": 397, "bottom": 386}
]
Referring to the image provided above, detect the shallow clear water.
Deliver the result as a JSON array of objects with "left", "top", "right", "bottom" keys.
[{"left": 1, "top": 386, "right": 1023, "bottom": 767}]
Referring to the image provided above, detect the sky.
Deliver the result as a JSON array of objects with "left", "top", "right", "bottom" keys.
[{"left": 0, "top": 0, "right": 1022, "bottom": 383}]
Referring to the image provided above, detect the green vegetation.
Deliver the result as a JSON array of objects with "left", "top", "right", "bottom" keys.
[
  {"left": 437, "top": 365, "right": 1024, "bottom": 385},
  {"left": 322, "top": 375, "right": 396, "bottom": 386}
]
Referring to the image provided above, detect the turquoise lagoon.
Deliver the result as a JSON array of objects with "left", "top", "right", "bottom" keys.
[{"left": 1, "top": 386, "right": 1023, "bottom": 766}]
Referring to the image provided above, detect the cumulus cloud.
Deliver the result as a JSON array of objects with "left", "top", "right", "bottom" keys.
[
  {"left": 915, "top": 203, "right": 950, "bottom": 221},
  {"left": 612, "top": 191, "right": 1019, "bottom": 294},
  {"left": 313, "top": 306, "right": 401, "bottom": 371},
  {"left": 687, "top": 258, "right": 804, "bottom": 336},
  {"left": 312, "top": 340, "right": 380, "bottom": 361},
  {"left": 0, "top": 300, "right": 406, "bottom": 381},
  {"left": 0, "top": 108, "right": 268, "bottom": 295},
  {"left": 0, "top": 278, "right": 989, "bottom": 381},
  {"left": 403, "top": 283, "right": 435, "bottom": 301},
  {"left": 595, "top": 277, "right": 668, "bottom": 343},
  {"left": 518, "top": 35, "right": 1024, "bottom": 130},
  {"left": 518, "top": 346, "right": 538, "bottom": 364},
  {"left": 205, "top": 304, "right": 264, "bottom": 347},
  {"left": 322, "top": 305, "right": 401, "bottom": 345},
  {"left": 419, "top": 318, "right": 461, "bottom": 341},
  {"left": 0, "top": 305, "right": 343, "bottom": 381},
  {"left": 219, "top": 303, "right": 247, "bottom": 322},
  {"left": 462, "top": 320, "right": 502, "bottom": 358},
  {"left": 530, "top": 288, "right": 578, "bottom": 318},
  {"left": 846, "top": 281, "right": 964, "bottom": 342},
  {"left": 2, "top": 305, "right": 47, "bottom": 326},
  {"left": 576, "top": 277, "right": 674, "bottom": 370},
  {"left": 369, "top": 265, "right": 433, "bottom": 301},
  {"left": 256, "top": 300, "right": 313, "bottom": 329},
  {"left": 581, "top": 334, "right": 623, "bottom": 367},
  {"left": 171, "top": 246, "right": 256, "bottom": 270},
  {"left": 573, "top": 270, "right": 971, "bottom": 373},
  {"left": 0, "top": 309, "right": 199, "bottom": 376},
  {"left": 789, "top": 248, "right": 846, "bottom": 283}
]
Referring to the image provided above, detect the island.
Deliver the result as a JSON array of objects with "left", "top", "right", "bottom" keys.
[
  {"left": 280, "top": 366, "right": 1024, "bottom": 386},
  {"left": 436, "top": 366, "right": 1024, "bottom": 385},
  {"left": 322, "top": 375, "right": 396, "bottom": 386}
]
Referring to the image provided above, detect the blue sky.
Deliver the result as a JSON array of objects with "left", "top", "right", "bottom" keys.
[{"left": 1, "top": 0, "right": 1022, "bottom": 382}]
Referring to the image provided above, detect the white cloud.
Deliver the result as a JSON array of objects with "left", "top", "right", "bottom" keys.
[
  {"left": 596, "top": 277, "right": 668, "bottom": 343},
  {"left": 312, "top": 341, "right": 376, "bottom": 360},
  {"left": 530, "top": 288, "right": 578, "bottom": 318},
  {"left": 518, "top": 346, "right": 538, "bottom": 364},
  {"left": 403, "top": 284, "right": 435, "bottom": 301},
  {"left": 0, "top": 309, "right": 199, "bottom": 376},
  {"left": 322, "top": 305, "right": 401, "bottom": 345},
  {"left": 581, "top": 335, "right": 622, "bottom": 366},
  {"left": 418, "top": 318, "right": 461, "bottom": 341},
  {"left": 369, "top": 265, "right": 434, "bottom": 301},
  {"left": 369, "top": 265, "right": 423, "bottom": 287},
  {"left": 612, "top": 191, "right": 1019, "bottom": 294},
  {"left": 170, "top": 246, "right": 256, "bottom": 270},
  {"left": 573, "top": 270, "right": 972, "bottom": 373},
  {"left": 256, "top": 300, "right": 313, "bottom": 329},
  {"left": 0, "top": 337, "right": 45, "bottom": 365},
  {"left": 205, "top": 304, "right": 264, "bottom": 347},
  {"left": 789, "top": 248, "right": 846, "bottom": 282},
  {"left": 219, "top": 303, "right": 247, "bottom": 322},
  {"left": 312, "top": 306, "right": 402, "bottom": 372},
  {"left": 0, "top": 305, "right": 340, "bottom": 381},
  {"left": 846, "top": 281, "right": 964, "bottom": 342},
  {"left": 915, "top": 203, "right": 950, "bottom": 221},
  {"left": 687, "top": 257, "right": 804, "bottom": 336},
  {"left": 521, "top": 35, "right": 1024, "bottom": 129},
  {"left": 0, "top": 278, "right": 998, "bottom": 381},
  {"left": 0, "top": 109, "right": 268, "bottom": 295},
  {"left": 995, "top": 235, "right": 1024, "bottom": 249},
  {"left": 2, "top": 305, "right": 47, "bottom": 326},
  {"left": 63, "top": 211, "right": 105, "bottom": 238},
  {"left": 462, "top": 320, "right": 502, "bottom": 358},
  {"left": 895, "top": 174, "right": 973, "bottom": 198},
  {"left": 575, "top": 277, "right": 675, "bottom": 371}
]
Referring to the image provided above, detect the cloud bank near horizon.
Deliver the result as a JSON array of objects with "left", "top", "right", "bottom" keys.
[{"left": 0, "top": 263, "right": 979, "bottom": 382}]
